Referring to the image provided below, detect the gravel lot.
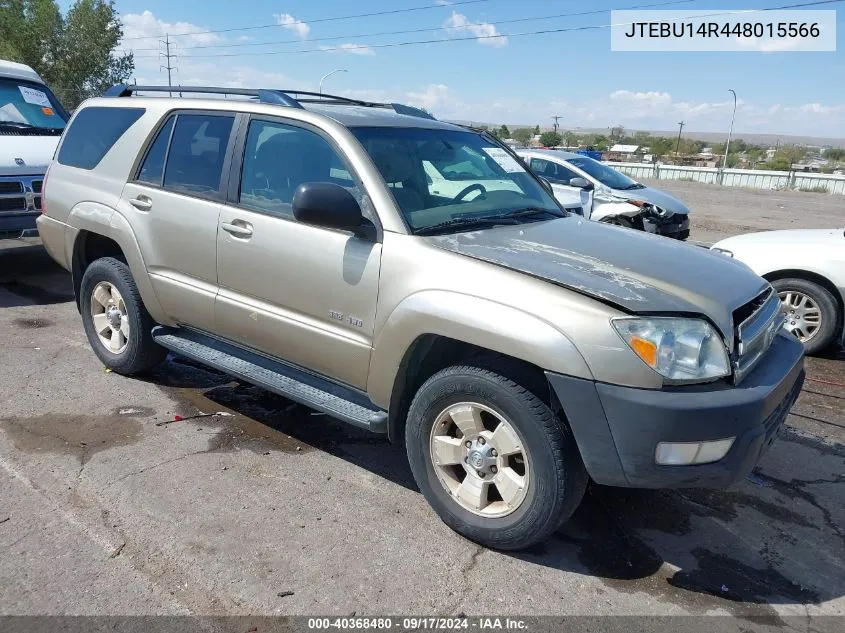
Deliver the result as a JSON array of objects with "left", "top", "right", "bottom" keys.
[
  {"left": 639, "top": 178, "right": 844, "bottom": 245},
  {"left": 1, "top": 186, "right": 844, "bottom": 624}
]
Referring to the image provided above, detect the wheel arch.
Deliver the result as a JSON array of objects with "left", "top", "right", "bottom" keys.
[
  {"left": 68, "top": 205, "right": 168, "bottom": 323},
  {"left": 763, "top": 269, "right": 844, "bottom": 341},
  {"left": 368, "top": 291, "right": 593, "bottom": 444}
]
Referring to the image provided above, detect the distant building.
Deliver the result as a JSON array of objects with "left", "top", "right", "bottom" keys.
[{"left": 604, "top": 144, "right": 640, "bottom": 162}]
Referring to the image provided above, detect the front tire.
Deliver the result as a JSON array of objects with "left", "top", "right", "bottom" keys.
[
  {"left": 80, "top": 257, "right": 167, "bottom": 375},
  {"left": 405, "top": 365, "right": 587, "bottom": 551},
  {"left": 772, "top": 277, "right": 840, "bottom": 355}
]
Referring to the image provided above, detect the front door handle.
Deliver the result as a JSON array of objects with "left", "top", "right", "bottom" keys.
[
  {"left": 221, "top": 220, "right": 254, "bottom": 238},
  {"left": 129, "top": 195, "right": 152, "bottom": 211}
]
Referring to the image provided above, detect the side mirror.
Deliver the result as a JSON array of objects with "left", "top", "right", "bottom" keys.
[
  {"left": 570, "top": 177, "right": 594, "bottom": 191},
  {"left": 293, "top": 182, "right": 364, "bottom": 234}
]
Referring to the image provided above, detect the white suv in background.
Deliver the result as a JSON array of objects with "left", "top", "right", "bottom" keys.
[{"left": 0, "top": 59, "right": 69, "bottom": 238}]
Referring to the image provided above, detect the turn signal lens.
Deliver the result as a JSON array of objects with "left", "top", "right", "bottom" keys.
[{"left": 628, "top": 336, "right": 658, "bottom": 367}]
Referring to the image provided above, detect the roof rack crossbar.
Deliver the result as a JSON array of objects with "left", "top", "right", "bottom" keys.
[
  {"left": 104, "top": 84, "right": 437, "bottom": 120},
  {"left": 104, "top": 84, "right": 304, "bottom": 109}
]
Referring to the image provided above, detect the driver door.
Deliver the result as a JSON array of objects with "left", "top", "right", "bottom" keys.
[{"left": 214, "top": 116, "right": 382, "bottom": 389}]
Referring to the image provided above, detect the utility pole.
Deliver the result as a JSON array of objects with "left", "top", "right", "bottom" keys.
[
  {"left": 552, "top": 116, "right": 562, "bottom": 134},
  {"left": 160, "top": 34, "right": 176, "bottom": 97},
  {"left": 722, "top": 89, "right": 737, "bottom": 170},
  {"left": 675, "top": 121, "right": 685, "bottom": 157}
]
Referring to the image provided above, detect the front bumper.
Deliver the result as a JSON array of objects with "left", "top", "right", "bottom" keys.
[
  {"left": 0, "top": 211, "right": 39, "bottom": 238},
  {"left": 643, "top": 213, "right": 690, "bottom": 240},
  {"left": 547, "top": 332, "right": 805, "bottom": 489}
]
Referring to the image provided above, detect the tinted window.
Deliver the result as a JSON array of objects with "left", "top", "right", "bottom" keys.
[
  {"left": 239, "top": 119, "right": 359, "bottom": 219},
  {"left": 57, "top": 107, "right": 145, "bottom": 170},
  {"left": 137, "top": 115, "right": 175, "bottom": 185},
  {"left": 529, "top": 158, "right": 579, "bottom": 185},
  {"left": 567, "top": 156, "right": 639, "bottom": 190},
  {"left": 163, "top": 113, "right": 234, "bottom": 199}
]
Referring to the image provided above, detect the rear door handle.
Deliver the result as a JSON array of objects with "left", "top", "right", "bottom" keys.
[
  {"left": 221, "top": 220, "right": 254, "bottom": 238},
  {"left": 129, "top": 196, "right": 152, "bottom": 211}
]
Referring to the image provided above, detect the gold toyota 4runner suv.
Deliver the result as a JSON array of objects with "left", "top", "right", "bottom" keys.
[{"left": 38, "top": 85, "right": 805, "bottom": 550}]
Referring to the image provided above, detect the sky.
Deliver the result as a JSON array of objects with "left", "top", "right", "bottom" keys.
[{"left": 98, "top": 0, "right": 843, "bottom": 137}]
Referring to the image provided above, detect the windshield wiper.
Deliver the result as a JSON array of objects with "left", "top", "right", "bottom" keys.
[
  {"left": 0, "top": 121, "right": 63, "bottom": 133},
  {"left": 413, "top": 216, "right": 520, "bottom": 235},
  {"left": 413, "top": 208, "right": 563, "bottom": 236},
  {"left": 502, "top": 207, "right": 565, "bottom": 219}
]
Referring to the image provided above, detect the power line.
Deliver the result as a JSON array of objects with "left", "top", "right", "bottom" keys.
[
  {"left": 120, "top": 0, "right": 496, "bottom": 41},
  {"left": 126, "top": 0, "right": 843, "bottom": 59},
  {"left": 122, "top": 0, "right": 695, "bottom": 54}
]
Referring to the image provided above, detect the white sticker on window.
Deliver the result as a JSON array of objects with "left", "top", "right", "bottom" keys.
[
  {"left": 18, "top": 86, "right": 52, "bottom": 107},
  {"left": 481, "top": 147, "right": 523, "bottom": 173}
]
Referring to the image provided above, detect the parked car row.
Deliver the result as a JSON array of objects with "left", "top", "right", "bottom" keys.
[{"left": 34, "top": 82, "right": 809, "bottom": 551}]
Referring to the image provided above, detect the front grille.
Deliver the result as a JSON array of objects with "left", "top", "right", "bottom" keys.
[
  {"left": 0, "top": 181, "right": 23, "bottom": 194},
  {"left": 0, "top": 197, "right": 27, "bottom": 212},
  {"left": 0, "top": 175, "right": 42, "bottom": 215},
  {"left": 733, "top": 286, "right": 785, "bottom": 383}
]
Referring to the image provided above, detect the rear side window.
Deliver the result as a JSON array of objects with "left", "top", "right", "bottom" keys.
[
  {"left": 137, "top": 115, "right": 175, "bottom": 185},
  {"left": 57, "top": 107, "right": 145, "bottom": 170},
  {"left": 162, "top": 113, "right": 234, "bottom": 200}
]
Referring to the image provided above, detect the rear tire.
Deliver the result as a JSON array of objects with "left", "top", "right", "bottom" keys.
[
  {"left": 405, "top": 365, "right": 587, "bottom": 551},
  {"left": 80, "top": 257, "right": 167, "bottom": 375},
  {"left": 772, "top": 277, "right": 840, "bottom": 355}
]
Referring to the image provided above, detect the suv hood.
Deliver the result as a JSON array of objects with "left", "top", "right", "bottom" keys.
[
  {"left": 426, "top": 217, "right": 768, "bottom": 339},
  {"left": 613, "top": 184, "right": 690, "bottom": 215},
  {"left": 0, "top": 135, "right": 59, "bottom": 172}
]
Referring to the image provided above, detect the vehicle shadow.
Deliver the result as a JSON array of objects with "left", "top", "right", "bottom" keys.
[
  {"left": 146, "top": 355, "right": 845, "bottom": 616},
  {"left": 0, "top": 242, "right": 74, "bottom": 308}
]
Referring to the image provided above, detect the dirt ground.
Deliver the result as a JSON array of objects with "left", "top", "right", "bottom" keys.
[{"left": 1, "top": 187, "right": 844, "bottom": 626}]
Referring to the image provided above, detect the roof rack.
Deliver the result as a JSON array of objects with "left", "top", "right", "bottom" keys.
[{"left": 103, "top": 84, "right": 437, "bottom": 120}]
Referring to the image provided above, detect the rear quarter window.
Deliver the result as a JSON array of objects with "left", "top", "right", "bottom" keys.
[{"left": 57, "top": 106, "right": 145, "bottom": 170}]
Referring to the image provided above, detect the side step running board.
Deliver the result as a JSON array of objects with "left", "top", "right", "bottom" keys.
[{"left": 152, "top": 327, "right": 387, "bottom": 434}]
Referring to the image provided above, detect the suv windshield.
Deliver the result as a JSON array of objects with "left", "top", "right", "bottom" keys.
[
  {"left": 566, "top": 156, "right": 640, "bottom": 190},
  {"left": 0, "top": 78, "right": 68, "bottom": 132},
  {"left": 352, "top": 126, "right": 562, "bottom": 233}
]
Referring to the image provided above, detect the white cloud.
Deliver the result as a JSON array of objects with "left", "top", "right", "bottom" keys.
[
  {"left": 406, "top": 84, "right": 453, "bottom": 111},
  {"left": 275, "top": 13, "right": 310, "bottom": 39},
  {"left": 443, "top": 11, "right": 507, "bottom": 47},
  {"left": 122, "top": 11, "right": 223, "bottom": 47},
  {"left": 318, "top": 43, "right": 376, "bottom": 56}
]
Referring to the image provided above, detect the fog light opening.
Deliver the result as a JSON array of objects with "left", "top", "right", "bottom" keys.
[{"left": 655, "top": 438, "right": 735, "bottom": 466}]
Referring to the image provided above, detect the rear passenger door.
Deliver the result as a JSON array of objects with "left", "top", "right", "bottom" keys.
[
  {"left": 120, "top": 110, "right": 239, "bottom": 332},
  {"left": 214, "top": 116, "right": 382, "bottom": 389}
]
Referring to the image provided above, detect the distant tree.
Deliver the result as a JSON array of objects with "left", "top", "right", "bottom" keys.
[
  {"left": 649, "top": 136, "right": 675, "bottom": 157},
  {"left": 584, "top": 134, "right": 609, "bottom": 151},
  {"left": 488, "top": 128, "right": 501, "bottom": 139},
  {"left": 633, "top": 131, "right": 651, "bottom": 145},
  {"left": 0, "top": 0, "right": 133, "bottom": 108},
  {"left": 563, "top": 130, "right": 578, "bottom": 147},
  {"left": 499, "top": 124, "right": 510, "bottom": 138},
  {"left": 511, "top": 128, "right": 533, "bottom": 146},
  {"left": 539, "top": 131, "right": 562, "bottom": 148},
  {"left": 824, "top": 148, "right": 845, "bottom": 161},
  {"left": 534, "top": 124, "right": 540, "bottom": 134},
  {"left": 724, "top": 153, "right": 740, "bottom": 168}
]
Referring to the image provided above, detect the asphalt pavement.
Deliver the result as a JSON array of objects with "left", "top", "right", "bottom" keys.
[{"left": 1, "top": 189, "right": 844, "bottom": 622}]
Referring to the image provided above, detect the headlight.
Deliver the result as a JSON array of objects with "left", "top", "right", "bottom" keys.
[
  {"left": 612, "top": 317, "right": 731, "bottom": 383},
  {"left": 711, "top": 247, "right": 734, "bottom": 258}
]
